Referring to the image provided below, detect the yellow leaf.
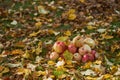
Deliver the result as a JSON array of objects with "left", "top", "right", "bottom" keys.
[
  {"left": 87, "top": 26, "right": 96, "bottom": 30},
  {"left": 64, "top": 30, "right": 71, "bottom": 36},
  {"left": 36, "top": 47, "right": 42, "bottom": 55},
  {"left": 50, "top": 75, "right": 55, "bottom": 78},
  {"left": 11, "top": 49, "right": 24, "bottom": 55},
  {"left": 104, "top": 35, "right": 113, "bottom": 39},
  {"left": 16, "top": 68, "right": 31, "bottom": 76},
  {"left": 82, "top": 62, "right": 92, "bottom": 69},
  {"left": 67, "top": 9, "right": 76, "bottom": 14},
  {"left": 110, "top": 66, "right": 118, "bottom": 74},
  {"left": 66, "top": 60, "right": 72, "bottom": 65},
  {"left": 68, "top": 14, "right": 76, "bottom": 20},
  {"left": 2, "top": 67, "right": 9, "bottom": 73},
  {"left": 111, "top": 44, "right": 119, "bottom": 52},
  {"left": 48, "top": 60, "right": 55, "bottom": 65},
  {"left": 22, "top": 50, "right": 30, "bottom": 58},
  {"left": 16, "top": 68, "right": 25, "bottom": 75},
  {"left": 101, "top": 32, "right": 114, "bottom": 39},
  {"left": 86, "top": 76, "right": 96, "bottom": 80},
  {"left": 103, "top": 74, "right": 112, "bottom": 79},
  {"left": 35, "top": 22, "right": 42, "bottom": 28},
  {"left": 56, "top": 66, "right": 66, "bottom": 71},
  {"left": 38, "top": 41, "right": 42, "bottom": 46},
  {"left": 94, "top": 60, "right": 102, "bottom": 65},
  {"left": 57, "top": 36, "right": 69, "bottom": 42},
  {"left": 29, "top": 32, "right": 38, "bottom": 37},
  {"left": 79, "top": 0, "right": 85, "bottom": 3},
  {"left": 33, "top": 71, "right": 46, "bottom": 77}
]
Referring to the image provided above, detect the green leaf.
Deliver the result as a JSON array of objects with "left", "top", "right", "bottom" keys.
[
  {"left": 63, "top": 50, "right": 73, "bottom": 61},
  {"left": 53, "top": 70, "right": 64, "bottom": 77}
]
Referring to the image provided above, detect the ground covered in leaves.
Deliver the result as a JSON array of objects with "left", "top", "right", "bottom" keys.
[{"left": 0, "top": 0, "right": 120, "bottom": 80}]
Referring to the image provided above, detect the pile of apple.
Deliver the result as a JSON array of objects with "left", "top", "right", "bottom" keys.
[{"left": 49, "top": 35, "right": 98, "bottom": 63}]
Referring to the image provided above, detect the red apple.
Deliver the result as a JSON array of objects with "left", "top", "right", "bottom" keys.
[
  {"left": 88, "top": 53, "right": 95, "bottom": 61},
  {"left": 78, "top": 47, "right": 86, "bottom": 55},
  {"left": 50, "top": 52, "right": 59, "bottom": 60},
  {"left": 91, "top": 50, "right": 99, "bottom": 59},
  {"left": 91, "top": 50, "right": 96, "bottom": 57},
  {"left": 72, "top": 35, "right": 84, "bottom": 47},
  {"left": 78, "top": 44, "right": 91, "bottom": 55},
  {"left": 82, "top": 54, "right": 89, "bottom": 63},
  {"left": 84, "top": 38, "right": 95, "bottom": 48},
  {"left": 73, "top": 53, "right": 82, "bottom": 61},
  {"left": 68, "top": 44, "right": 77, "bottom": 54},
  {"left": 53, "top": 41, "right": 66, "bottom": 53},
  {"left": 3, "top": 77, "right": 10, "bottom": 80}
]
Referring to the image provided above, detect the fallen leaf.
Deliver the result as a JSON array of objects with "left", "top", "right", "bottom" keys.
[
  {"left": 57, "top": 36, "right": 69, "bottom": 42},
  {"left": 11, "top": 49, "right": 24, "bottom": 55},
  {"left": 79, "top": 0, "right": 85, "bottom": 3},
  {"left": 104, "top": 35, "right": 113, "bottom": 39},
  {"left": 63, "top": 50, "right": 73, "bottom": 61},
  {"left": 14, "top": 41, "right": 25, "bottom": 48},
  {"left": 11, "top": 20, "right": 17, "bottom": 25},
  {"left": 35, "top": 22, "right": 42, "bottom": 28},
  {"left": 7, "top": 63, "right": 22, "bottom": 68},
  {"left": 103, "top": 74, "right": 112, "bottom": 79},
  {"left": 67, "top": 9, "right": 76, "bottom": 14},
  {"left": 0, "top": 43, "right": 3, "bottom": 49},
  {"left": 87, "top": 26, "right": 96, "bottom": 30},
  {"left": 80, "top": 69, "right": 96, "bottom": 76},
  {"left": 38, "top": 6, "right": 49, "bottom": 14},
  {"left": 68, "top": 14, "right": 76, "bottom": 20},
  {"left": 29, "top": 32, "right": 38, "bottom": 37},
  {"left": 64, "top": 30, "right": 71, "bottom": 36},
  {"left": 16, "top": 68, "right": 31, "bottom": 76},
  {"left": 97, "top": 29, "right": 106, "bottom": 33}
]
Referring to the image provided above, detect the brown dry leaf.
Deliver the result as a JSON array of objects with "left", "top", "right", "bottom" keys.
[
  {"left": 14, "top": 41, "right": 25, "bottom": 48},
  {"left": 11, "top": 49, "right": 24, "bottom": 55},
  {"left": 0, "top": 66, "right": 4, "bottom": 72}
]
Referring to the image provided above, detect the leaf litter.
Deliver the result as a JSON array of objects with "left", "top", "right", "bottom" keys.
[{"left": 0, "top": 0, "right": 120, "bottom": 79}]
